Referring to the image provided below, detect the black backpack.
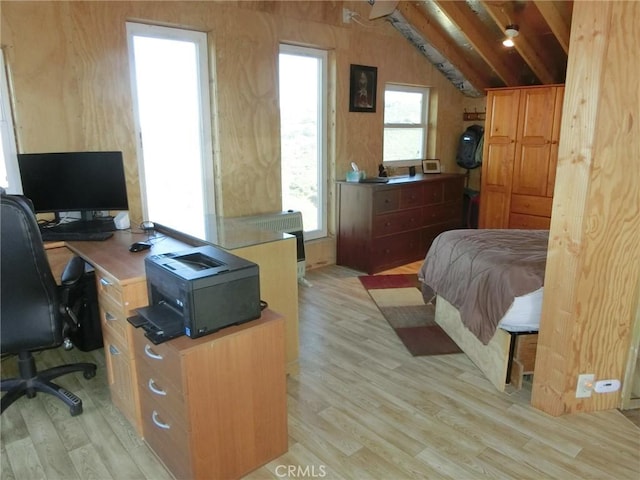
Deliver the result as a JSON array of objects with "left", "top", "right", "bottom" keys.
[{"left": 456, "top": 125, "right": 484, "bottom": 170}]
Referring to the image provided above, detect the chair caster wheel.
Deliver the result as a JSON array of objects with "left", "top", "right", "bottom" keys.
[
  {"left": 70, "top": 404, "right": 83, "bottom": 416},
  {"left": 83, "top": 369, "right": 96, "bottom": 380}
]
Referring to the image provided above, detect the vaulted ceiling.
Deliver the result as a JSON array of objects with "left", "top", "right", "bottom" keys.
[{"left": 369, "top": 1, "right": 573, "bottom": 96}]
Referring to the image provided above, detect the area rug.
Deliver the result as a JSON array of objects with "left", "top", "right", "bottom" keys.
[{"left": 359, "top": 274, "right": 462, "bottom": 356}]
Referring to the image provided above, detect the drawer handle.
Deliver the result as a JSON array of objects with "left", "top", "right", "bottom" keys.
[
  {"left": 99, "top": 278, "right": 112, "bottom": 287},
  {"left": 145, "top": 344, "right": 163, "bottom": 360},
  {"left": 152, "top": 410, "right": 170, "bottom": 430},
  {"left": 109, "top": 345, "right": 120, "bottom": 355},
  {"left": 148, "top": 379, "right": 167, "bottom": 396},
  {"left": 105, "top": 312, "right": 116, "bottom": 321}
]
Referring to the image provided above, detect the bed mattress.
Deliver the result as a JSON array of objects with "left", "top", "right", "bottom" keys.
[
  {"left": 497, "top": 286, "right": 543, "bottom": 332},
  {"left": 419, "top": 229, "right": 549, "bottom": 344}
]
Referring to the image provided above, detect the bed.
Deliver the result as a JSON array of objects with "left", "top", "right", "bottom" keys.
[{"left": 418, "top": 229, "right": 549, "bottom": 391}]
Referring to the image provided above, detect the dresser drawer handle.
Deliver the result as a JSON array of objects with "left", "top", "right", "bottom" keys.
[
  {"left": 148, "top": 379, "right": 167, "bottom": 396},
  {"left": 105, "top": 312, "right": 116, "bottom": 321},
  {"left": 152, "top": 410, "right": 170, "bottom": 430},
  {"left": 99, "top": 278, "right": 112, "bottom": 287},
  {"left": 144, "top": 344, "right": 163, "bottom": 360},
  {"left": 109, "top": 345, "right": 120, "bottom": 355}
]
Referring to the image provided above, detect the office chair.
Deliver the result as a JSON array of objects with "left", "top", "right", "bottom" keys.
[{"left": 1, "top": 191, "right": 97, "bottom": 416}]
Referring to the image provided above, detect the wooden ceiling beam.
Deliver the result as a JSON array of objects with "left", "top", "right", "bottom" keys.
[
  {"left": 482, "top": 1, "right": 557, "bottom": 84},
  {"left": 434, "top": 0, "right": 520, "bottom": 86},
  {"left": 396, "top": 1, "right": 493, "bottom": 92},
  {"left": 533, "top": 0, "right": 571, "bottom": 54}
]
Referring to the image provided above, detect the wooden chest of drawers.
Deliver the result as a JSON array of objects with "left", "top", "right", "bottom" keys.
[
  {"left": 337, "top": 173, "right": 465, "bottom": 274},
  {"left": 133, "top": 311, "right": 288, "bottom": 480}
]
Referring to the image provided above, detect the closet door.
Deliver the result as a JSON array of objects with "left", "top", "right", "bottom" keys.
[
  {"left": 547, "top": 87, "right": 564, "bottom": 197},
  {"left": 478, "top": 89, "right": 520, "bottom": 228},
  {"left": 512, "top": 87, "right": 558, "bottom": 197}
]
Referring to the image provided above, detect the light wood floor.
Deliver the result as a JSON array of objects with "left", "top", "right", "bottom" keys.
[{"left": 2, "top": 262, "right": 639, "bottom": 479}]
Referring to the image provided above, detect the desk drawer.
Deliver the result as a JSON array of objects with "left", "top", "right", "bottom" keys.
[
  {"left": 133, "top": 329, "right": 184, "bottom": 397},
  {"left": 103, "top": 331, "right": 136, "bottom": 422},
  {"left": 136, "top": 353, "right": 187, "bottom": 426},
  {"left": 99, "top": 294, "right": 128, "bottom": 344},
  {"left": 96, "top": 271, "right": 124, "bottom": 306},
  {"left": 140, "top": 390, "right": 192, "bottom": 480}
]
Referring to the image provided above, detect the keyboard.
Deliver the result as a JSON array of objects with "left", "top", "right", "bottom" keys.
[{"left": 40, "top": 230, "right": 114, "bottom": 242}]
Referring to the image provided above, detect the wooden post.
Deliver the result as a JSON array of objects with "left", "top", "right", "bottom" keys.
[{"left": 532, "top": 1, "right": 640, "bottom": 415}]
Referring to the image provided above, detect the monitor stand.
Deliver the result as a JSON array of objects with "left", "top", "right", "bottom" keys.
[{"left": 47, "top": 213, "right": 116, "bottom": 234}]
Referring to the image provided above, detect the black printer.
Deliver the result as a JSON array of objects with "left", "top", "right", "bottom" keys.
[{"left": 133, "top": 245, "right": 261, "bottom": 343}]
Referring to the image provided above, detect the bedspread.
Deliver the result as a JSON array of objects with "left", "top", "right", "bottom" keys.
[{"left": 418, "top": 229, "right": 549, "bottom": 344}]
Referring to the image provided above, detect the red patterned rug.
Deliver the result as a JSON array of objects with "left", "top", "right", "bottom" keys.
[{"left": 359, "top": 274, "right": 462, "bottom": 356}]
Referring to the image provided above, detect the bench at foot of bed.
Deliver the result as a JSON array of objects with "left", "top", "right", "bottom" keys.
[{"left": 435, "top": 295, "right": 538, "bottom": 391}]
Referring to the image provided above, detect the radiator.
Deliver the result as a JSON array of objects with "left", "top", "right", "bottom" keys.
[{"left": 232, "top": 210, "right": 307, "bottom": 282}]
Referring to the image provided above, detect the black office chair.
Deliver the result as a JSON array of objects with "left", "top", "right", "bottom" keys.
[{"left": 1, "top": 191, "right": 97, "bottom": 416}]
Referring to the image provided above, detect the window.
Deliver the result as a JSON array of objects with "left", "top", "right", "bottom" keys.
[
  {"left": 0, "top": 50, "right": 20, "bottom": 193},
  {"left": 127, "top": 23, "right": 215, "bottom": 239},
  {"left": 278, "top": 45, "right": 328, "bottom": 240},
  {"left": 383, "top": 84, "right": 430, "bottom": 167}
]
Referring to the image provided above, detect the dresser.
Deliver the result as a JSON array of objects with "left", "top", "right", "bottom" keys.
[
  {"left": 133, "top": 311, "right": 287, "bottom": 480},
  {"left": 337, "top": 173, "right": 465, "bottom": 274}
]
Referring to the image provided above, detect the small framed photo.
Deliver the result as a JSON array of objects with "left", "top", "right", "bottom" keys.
[
  {"left": 349, "top": 64, "right": 377, "bottom": 113},
  {"left": 422, "top": 159, "right": 441, "bottom": 174}
]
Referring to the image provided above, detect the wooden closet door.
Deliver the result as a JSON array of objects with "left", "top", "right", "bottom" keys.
[
  {"left": 479, "top": 88, "right": 520, "bottom": 228},
  {"left": 512, "top": 87, "right": 557, "bottom": 197},
  {"left": 547, "top": 86, "right": 564, "bottom": 197}
]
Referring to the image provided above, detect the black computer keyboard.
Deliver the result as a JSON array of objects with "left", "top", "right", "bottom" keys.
[{"left": 40, "top": 230, "right": 114, "bottom": 242}]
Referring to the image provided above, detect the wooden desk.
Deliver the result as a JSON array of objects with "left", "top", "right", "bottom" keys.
[
  {"left": 46, "top": 231, "right": 290, "bottom": 478},
  {"left": 44, "top": 228, "right": 297, "bottom": 425}
]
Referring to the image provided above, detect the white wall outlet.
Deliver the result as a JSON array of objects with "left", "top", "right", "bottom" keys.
[
  {"left": 342, "top": 7, "right": 353, "bottom": 23},
  {"left": 576, "top": 373, "right": 595, "bottom": 398}
]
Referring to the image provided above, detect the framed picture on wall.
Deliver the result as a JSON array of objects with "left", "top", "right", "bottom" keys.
[{"left": 349, "top": 64, "right": 377, "bottom": 113}]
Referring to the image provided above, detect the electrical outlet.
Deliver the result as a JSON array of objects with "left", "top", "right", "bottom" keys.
[
  {"left": 342, "top": 7, "right": 353, "bottom": 23},
  {"left": 576, "top": 373, "right": 595, "bottom": 398}
]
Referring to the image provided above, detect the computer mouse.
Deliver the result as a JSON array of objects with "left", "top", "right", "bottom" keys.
[{"left": 129, "top": 241, "right": 152, "bottom": 253}]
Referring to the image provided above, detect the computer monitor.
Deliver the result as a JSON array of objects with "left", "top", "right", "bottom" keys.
[{"left": 17, "top": 151, "right": 129, "bottom": 229}]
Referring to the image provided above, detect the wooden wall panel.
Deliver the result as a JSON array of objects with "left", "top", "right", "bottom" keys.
[
  {"left": 1, "top": 0, "right": 466, "bottom": 247},
  {"left": 532, "top": 1, "right": 640, "bottom": 415}
]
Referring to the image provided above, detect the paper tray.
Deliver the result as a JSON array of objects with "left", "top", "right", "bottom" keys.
[{"left": 134, "top": 303, "right": 185, "bottom": 344}]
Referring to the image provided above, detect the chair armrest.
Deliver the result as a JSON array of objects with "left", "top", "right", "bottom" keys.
[{"left": 61, "top": 256, "right": 85, "bottom": 287}]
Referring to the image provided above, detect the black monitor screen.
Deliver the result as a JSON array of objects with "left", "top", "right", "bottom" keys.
[{"left": 17, "top": 151, "right": 129, "bottom": 214}]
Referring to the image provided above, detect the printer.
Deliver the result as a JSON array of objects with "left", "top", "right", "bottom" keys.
[{"left": 135, "top": 245, "right": 261, "bottom": 343}]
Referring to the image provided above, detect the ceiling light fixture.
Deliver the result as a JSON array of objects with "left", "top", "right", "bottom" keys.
[{"left": 502, "top": 24, "right": 519, "bottom": 47}]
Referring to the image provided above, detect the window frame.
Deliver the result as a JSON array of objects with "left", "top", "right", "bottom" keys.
[
  {"left": 126, "top": 22, "right": 216, "bottom": 234},
  {"left": 278, "top": 43, "right": 328, "bottom": 240},
  {"left": 382, "top": 83, "right": 430, "bottom": 168},
  {"left": 0, "top": 50, "right": 20, "bottom": 194}
]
